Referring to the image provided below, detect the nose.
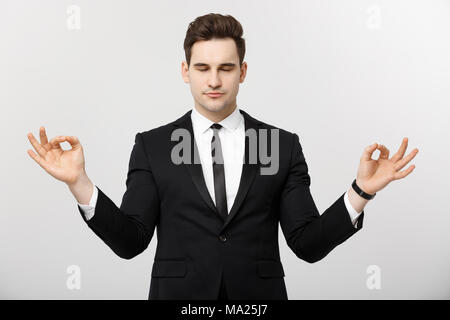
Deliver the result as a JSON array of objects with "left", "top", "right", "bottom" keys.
[{"left": 207, "top": 70, "right": 222, "bottom": 89}]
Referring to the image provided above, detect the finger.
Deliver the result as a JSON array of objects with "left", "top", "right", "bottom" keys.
[
  {"left": 377, "top": 144, "right": 390, "bottom": 160},
  {"left": 49, "top": 136, "right": 66, "bottom": 150},
  {"left": 391, "top": 137, "right": 408, "bottom": 162},
  {"left": 65, "top": 136, "right": 80, "bottom": 149},
  {"left": 393, "top": 164, "right": 415, "bottom": 180},
  {"left": 39, "top": 126, "right": 49, "bottom": 145},
  {"left": 27, "top": 132, "right": 47, "bottom": 158},
  {"left": 394, "top": 148, "right": 419, "bottom": 171},
  {"left": 26, "top": 149, "right": 49, "bottom": 172},
  {"left": 361, "top": 143, "right": 379, "bottom": 161}
]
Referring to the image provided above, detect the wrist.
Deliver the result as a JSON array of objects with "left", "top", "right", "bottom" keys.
[
  {"left": 67, "top": 170, "right": 89, "bottom": 188},
  {"left": 347, "top": 186, "right": 369, "bottom": 213},
  {"left": 67, "top": 172, "right": 93, "bottom": 205},
  {"left": 353, "top": 178, "right": 376, "bottom": 200}
]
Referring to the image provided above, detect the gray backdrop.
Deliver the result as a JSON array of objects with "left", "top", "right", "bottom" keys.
[{"left": 1, "top": 0, "right": 449, "bottom": 299}]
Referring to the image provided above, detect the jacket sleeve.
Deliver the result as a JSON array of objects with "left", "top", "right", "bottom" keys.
[
  {"left": 77, "top": 132, "right": 160, "bottom": 259},
  {"left": 279, "top": 133, "right": 364, "bottom": 263}
]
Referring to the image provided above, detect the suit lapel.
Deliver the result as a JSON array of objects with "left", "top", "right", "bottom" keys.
[
  {"left": 173, "top": 110, "right": 221, "bottom": 219},
  {"left": 221, "top": 109, "right": 260, "bottom": 231},
  {"left": 172, "top": 108, "right": 262, "bottom": 228}
]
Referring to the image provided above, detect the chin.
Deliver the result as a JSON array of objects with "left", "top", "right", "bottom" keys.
[{"left": 201, "top": 101, "right": 228, "bottom": 113}]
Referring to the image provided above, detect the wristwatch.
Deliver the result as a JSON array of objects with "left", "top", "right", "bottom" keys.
[{"left": 352, "top": 179, "right": 376, "bottom": 200}]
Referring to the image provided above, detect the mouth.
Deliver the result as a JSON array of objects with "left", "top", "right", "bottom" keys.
[{"left": 205, "top": 92, "right": 224, "bottom": 98}]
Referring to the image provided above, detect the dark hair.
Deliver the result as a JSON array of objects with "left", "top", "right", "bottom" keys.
[{"left": 183, "top": 13, "right": 246, "bottom": 67}]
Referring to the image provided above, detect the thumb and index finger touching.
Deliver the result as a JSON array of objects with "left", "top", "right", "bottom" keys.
[
  {"left": 27, "top": 127, "right": 81, "bottom": 165},
  {"left": 361, "top": 137, "right": 418, "bottom": 162},
  {"left": 361, "top": 142, "right": 379, "bottom": 161},
  {"left": 361, "top": 142, "right": 390, "bottom": 161},
  {"left": 49, "top": 135, "right": 80, "bottom": 149}
]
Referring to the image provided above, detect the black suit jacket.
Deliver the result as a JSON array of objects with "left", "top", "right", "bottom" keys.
[{"left": 77, "top": 109, "right": 364, "bottom": 300}]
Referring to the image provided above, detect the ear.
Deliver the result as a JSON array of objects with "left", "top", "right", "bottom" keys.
[
  {"left": 181, "top": 61, "right": 190, "bottom": 83},
  {"left": 239, "top": 61, "right": 247, "bottom": 83}
]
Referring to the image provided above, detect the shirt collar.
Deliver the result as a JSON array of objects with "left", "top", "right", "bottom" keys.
[{"left": 191, "top": 105, "right": 242, "bottom": 134}]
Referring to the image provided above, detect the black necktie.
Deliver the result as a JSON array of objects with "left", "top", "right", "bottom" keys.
[{"left": 210, "top": 123, "right": 228, "bottom": 220}]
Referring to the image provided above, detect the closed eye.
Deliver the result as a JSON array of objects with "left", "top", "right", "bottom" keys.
[{"left": 198, "top": 69, "right": 232, "bottom": 72}]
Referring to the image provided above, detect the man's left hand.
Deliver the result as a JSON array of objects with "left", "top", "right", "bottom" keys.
[{"left": 355, "top": 137, "right": 419, "bottom": 195}]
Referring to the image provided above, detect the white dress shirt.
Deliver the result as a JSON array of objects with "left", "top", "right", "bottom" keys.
[{"left": 78, "top": 106, "right": 362, "bottom": 228}]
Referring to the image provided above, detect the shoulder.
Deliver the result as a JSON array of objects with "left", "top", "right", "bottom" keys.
[
  {"left": 249, "top": 112, "right": 302, "bottom": 147},
  {"left": 136, "top": 114, "right": 187, "bottom": 142}
]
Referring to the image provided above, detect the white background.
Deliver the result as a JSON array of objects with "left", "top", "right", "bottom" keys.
[{"left": 1, "top": 0, "right": 449, "bottom": 299}]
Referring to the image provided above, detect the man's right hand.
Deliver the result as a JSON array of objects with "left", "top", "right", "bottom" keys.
[
  {"left": 26, "top": 126, "right": 87, "bottom": 185},
  {"left": 26, "top": 126, "right": 97, "bottom": 207}
]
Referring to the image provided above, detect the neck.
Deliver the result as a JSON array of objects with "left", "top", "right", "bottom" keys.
[{"left": 194, "top": 101, "right": 237, "bottom": 123}]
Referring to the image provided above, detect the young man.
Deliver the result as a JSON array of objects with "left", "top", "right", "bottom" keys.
[{"left": 26, "top": 13, "right": 418, "bottom": 300}]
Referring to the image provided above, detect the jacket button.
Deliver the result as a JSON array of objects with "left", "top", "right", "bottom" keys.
[{"left": 219, "top": 234, "right": 227, "bottom": 242}]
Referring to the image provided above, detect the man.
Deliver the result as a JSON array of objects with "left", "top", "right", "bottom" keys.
[{"left": 26, "top": 13, "right": 419, "bottom": 300}]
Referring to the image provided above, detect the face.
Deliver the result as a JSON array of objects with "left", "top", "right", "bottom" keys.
[{"left": 182, "top": 37, "right": 247, "bottom": 120}]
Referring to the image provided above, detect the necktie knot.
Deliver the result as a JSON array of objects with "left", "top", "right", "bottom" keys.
[{"left": 211, "top": 123, "right": 223, "bottom": 130}]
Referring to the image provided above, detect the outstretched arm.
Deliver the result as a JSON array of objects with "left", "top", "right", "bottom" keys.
[{"left": 279, "top": 134, "right": 418, "bottom": 263}]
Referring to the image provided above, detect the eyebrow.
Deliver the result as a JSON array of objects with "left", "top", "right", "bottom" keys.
[{"left": 193, "top": 63, "right": 236, "bottom": 67}]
